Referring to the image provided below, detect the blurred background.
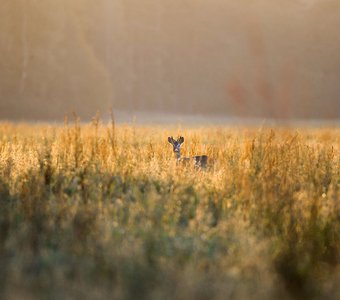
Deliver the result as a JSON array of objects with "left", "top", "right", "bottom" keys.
[{"left": 0, "top": 0, "right": 339, "bottom": 122}]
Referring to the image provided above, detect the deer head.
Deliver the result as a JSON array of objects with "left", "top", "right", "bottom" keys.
[{"left": 168, "top": 136, "right": 184, "bottom": 158}]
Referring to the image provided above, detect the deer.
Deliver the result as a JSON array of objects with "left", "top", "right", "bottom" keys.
[{"left": 168, "top": 136, "right": 208, "bottom": 168}]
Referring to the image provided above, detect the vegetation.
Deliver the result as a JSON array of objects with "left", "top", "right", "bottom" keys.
[{"left": 0, "top": 118, "right": 339, "bottom": 299}]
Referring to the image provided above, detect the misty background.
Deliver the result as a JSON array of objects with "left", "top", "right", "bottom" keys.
[{"left": 0, "top": 0, "right": 339, "bottom": 121}]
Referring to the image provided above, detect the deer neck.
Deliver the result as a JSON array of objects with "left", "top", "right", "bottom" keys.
[{"left": 175, "top": 150, "right": 181, "bottom": 160}]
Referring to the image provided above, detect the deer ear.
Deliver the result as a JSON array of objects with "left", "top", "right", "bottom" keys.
[
  {"left": 179, "top": 136, "right": 184, "bottom": 144},
  {"left": 168, "top": 136, "right": 174, "bottom": 144}
]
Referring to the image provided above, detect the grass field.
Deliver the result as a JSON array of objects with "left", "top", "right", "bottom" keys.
[{"left": 0, "top": 118, "right": 339, "bottom": 299}]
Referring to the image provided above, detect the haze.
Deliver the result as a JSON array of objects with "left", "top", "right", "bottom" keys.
[{"left": 1, "top": 0, "right": 339, "bottom": 121}]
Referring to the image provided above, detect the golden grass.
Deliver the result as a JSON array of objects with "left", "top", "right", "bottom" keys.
[{"left": 0, "top": 119, "right": 339, "bottom": 299}]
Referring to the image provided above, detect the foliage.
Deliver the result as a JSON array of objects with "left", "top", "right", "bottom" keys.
[{"left": 0, "top": 120, "right": 339, "bottom": 299}]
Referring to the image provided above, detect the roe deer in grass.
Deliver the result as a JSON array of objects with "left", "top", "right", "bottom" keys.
[{"left": 168, "top": 136, "right": 208, "bottom": 168}]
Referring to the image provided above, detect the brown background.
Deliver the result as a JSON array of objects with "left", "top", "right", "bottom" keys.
[{"left": 1, "top": 0, "right": 339, "bottom": 121}]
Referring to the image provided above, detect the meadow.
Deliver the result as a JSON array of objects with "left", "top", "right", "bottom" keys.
[{"left": 0, "top": 117, "right": 339, "bottom": 299}]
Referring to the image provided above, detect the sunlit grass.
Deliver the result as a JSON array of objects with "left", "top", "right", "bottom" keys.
[{"left": 0, "top": 119, "right": 339, "bottom": 299}]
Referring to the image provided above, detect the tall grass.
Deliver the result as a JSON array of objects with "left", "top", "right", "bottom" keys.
[{"left": 0, "top": 120, "right": 339, "bottom": 299}]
